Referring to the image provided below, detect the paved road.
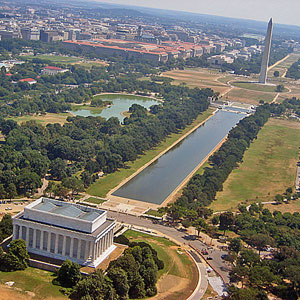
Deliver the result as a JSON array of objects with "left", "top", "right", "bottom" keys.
[
  {"left": 188, "top": 250, "right": 209, "bottom": 300},
  {"left": 108, "top": 211, "right": 231, "bottom": 284}
]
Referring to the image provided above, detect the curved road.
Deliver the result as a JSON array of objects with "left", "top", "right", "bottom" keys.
[{"left": 108, "top": 211, "right": 230, "bottom": 284}]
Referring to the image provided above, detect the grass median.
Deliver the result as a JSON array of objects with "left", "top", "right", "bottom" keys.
[{"left": 211, "top": 118, "right": 300, "bottom": 211}]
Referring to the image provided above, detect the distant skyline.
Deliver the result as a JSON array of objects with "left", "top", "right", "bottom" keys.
[{"left": 96, "top": 0, "right": 299, "bottom": 27}]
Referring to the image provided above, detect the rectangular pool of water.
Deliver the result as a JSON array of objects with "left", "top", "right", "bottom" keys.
[{"left": 112, "top": 110, "right": 245, "bottom": 205}]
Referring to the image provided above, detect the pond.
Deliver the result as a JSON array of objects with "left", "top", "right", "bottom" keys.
[{"left": 71, "top": 94, "right": 159, "bottom": 121}]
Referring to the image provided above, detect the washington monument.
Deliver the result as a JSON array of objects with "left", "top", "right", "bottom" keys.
[{"left": 259, "top": 18, "right": 273, "bottom": 84}]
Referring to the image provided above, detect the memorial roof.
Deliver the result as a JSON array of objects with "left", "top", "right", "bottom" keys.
[{"left": 34, "top": 198, "right": 104, "bottom": 222}]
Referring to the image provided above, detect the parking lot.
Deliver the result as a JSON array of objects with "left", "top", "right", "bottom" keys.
[{"left": 0, "top": 201, "right": 29, "bottom": 217}]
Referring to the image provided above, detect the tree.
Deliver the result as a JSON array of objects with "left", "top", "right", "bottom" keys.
[
  {"left": 0, "top": 214, "right": 12, "bottom": 237},
  {"left": 6, "top": 183, "right": 17, "bottom": 201},
  {"left": 70, "top": 270, "right": 116, "bottom": 300},
  {"left": 107, "top": 267, "right": 129, "bottom": 300},
  {"left": 226, "top": 285, "right": 268, "bottom": 300},
  {"left": 276, "top": 84, "right": 285, "bottom": 92},
  {"left": 274, "top": 70, "right": 280, "bottom": 77},
  {"left": 0, "top": 239, "right": 29, "bottom": 271},
  {"left": 57, "top": 259, "right": 82, "bottom": 288},
  {"left": 193, "top": 218, "right": 207, "bottom": 237},
  {"left": 181, "top": 219, "right": 192, "bottom": 229},
  {"left": 211, "top": 215, "right": 219, "bottom": 226},
  {"left": 62, "top": 177, "right": 85, "bottom": 195},
  {"left": 49, "top": 158, "right": 67, "bottom": 180},
  {"left": 247, "top": 234, "right": 274, "bottom": 254},
  {"left": 219, "top": 212, "right": 235, "bottom": 235},
  {"left": 284, "top": 265, "right": 300, "bottom": 297},
  {"left": 0, "top": 184, "right": 6, "bottom": 199},
  {"left": 238, "top": 250, "right": 260, "bottom": 268},
  {"left": 45, "top": 181, "right": 55, "bottom": 198},
  {"left": 249, "top": 265, "right": 278, "bottom": 288},
  {"left": 275, "top": 194, "right": 284, "bottom": 204},
  {"left": 53, "top": 183, "right": 69, "bottom": 199},
  {"left": 229, "top": 238, "right": 242, "bottom": 254}
]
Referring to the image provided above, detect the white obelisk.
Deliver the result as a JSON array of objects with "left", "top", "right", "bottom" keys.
[{"left": 259, "top": 18, "right": 273, "bottom": 84}]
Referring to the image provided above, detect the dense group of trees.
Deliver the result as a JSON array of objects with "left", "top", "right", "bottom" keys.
[
  {"left": 286, "top": 58, "right": 300, "bottom": 79},
  {"left": 0, "top": 80, "right": 212, "bottom": 197},
  {"left": 61, "top": 239, "right": 163, "bottom": 300},
  {"left": 216, "top": 204, "right": 300, "bottom": 299}
]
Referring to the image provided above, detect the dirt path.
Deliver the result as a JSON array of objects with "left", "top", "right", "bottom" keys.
[
  {"left": 281, "top": 69, "right": 288, "bottom": 78},
  {"left": 268, "top": 54, "right": 291, "bottom": 71},
  {"left": 36, "top": 178, "right": 48, "bottom": 197},
  {"left": 271, "top": 93, "right": 280, "bottom": 103}
]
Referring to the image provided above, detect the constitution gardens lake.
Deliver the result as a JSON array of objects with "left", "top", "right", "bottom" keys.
[
  {"left": 112, "top": 109, "right": 247, "bottom": 205},
  {"left": 71, "top": 94, "right": 159, "bottom": 121}
]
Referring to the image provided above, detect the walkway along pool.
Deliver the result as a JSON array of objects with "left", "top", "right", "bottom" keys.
[{"left": 112, "top": 110, "right": 246, "bottom": 205}]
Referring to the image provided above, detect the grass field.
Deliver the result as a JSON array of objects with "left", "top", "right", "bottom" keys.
[
  {"left": 0, "top": 267, "right": 66, "bottom": 300},
  {"left": 22, "top": 54, "right": 81, "bottom": 64},
  {"left": 87, "top": 109, "right": 214, "bottom": 197},
  {"left": 231, "top": 81, "right": 288, "bottom": 93},
  {"left": 211, "top": 118, "right": 300, "bottom": 211},
  {"left": 162, "top": 69, "right": 229, "bottom": 94},
  {"left": 123, "top": 230, "right": 196, "bottom": 300},
  {"left": 263, "top": 200, "right": 300, "bottom": 213},
  {"left": 224, "top": 88, "right": 276, "bottom": 103},
  {"left": 7, "top": 113, "right": 71, "bottom": 125}
]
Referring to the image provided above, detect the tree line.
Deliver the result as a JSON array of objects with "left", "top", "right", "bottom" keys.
[
  {"left": 169, "top": 103, "right": 285, "bottom": 221},
  {"left": 286, "top": 58, "right": 300, "bottom": 80}
]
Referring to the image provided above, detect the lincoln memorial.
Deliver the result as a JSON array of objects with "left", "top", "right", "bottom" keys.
[{"left": 12, "top": 197, "right": 116, "bottom": 267}]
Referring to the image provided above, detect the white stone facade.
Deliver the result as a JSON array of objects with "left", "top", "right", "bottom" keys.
[{"left": 12, "top": 198, "right": 116, "bottom": 267}]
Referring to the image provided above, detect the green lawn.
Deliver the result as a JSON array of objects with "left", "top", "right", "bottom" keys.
[
  {"left": 123, "top": 230, "right": 192, "bottom": 278},
  {"left": 0, "top": 267, "right": 66, "bottom": 299},
  {"left": 85, "top": 197, "right": 107, "bottom": 204},
  {"left": 144, "top": 209, "right": 165, "bottom": 217},
  {"left": 70, "top": 104, "right": 104, "bottom": 114},
  {"left": 211, "top": 118, "right": 300, "bottom": 211},
  {"left": 231, "top": 81, "right": 288, "bottom": 93},
  {"left": 7, "top": 112, "right": 71, "bottom": 125},
  {"left": 87, "top": 109, "right": 214, "bottom": 197},
  {"left": 22, "top": 54, "right": 81, "bottom": 64}
]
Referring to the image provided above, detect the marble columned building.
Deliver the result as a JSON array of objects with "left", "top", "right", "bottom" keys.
[{"left": 12, "top": 198, "right": 116, "bottom": 267}]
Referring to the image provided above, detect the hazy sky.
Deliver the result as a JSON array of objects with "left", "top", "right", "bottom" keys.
[{"left": 97, "top": 0, "right": 299, "bottom": 26}]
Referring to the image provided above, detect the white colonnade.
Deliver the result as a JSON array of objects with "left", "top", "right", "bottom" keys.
[{"left": 13, "top": 224, "right": 114, "bottom": 262}]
